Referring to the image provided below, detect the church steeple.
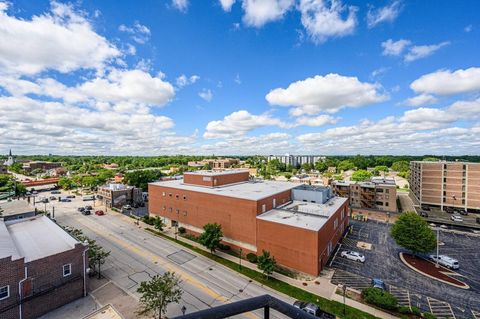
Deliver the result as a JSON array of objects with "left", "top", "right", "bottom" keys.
[{"left": 9, "top": 149, "right": 12, "bottom": 157}]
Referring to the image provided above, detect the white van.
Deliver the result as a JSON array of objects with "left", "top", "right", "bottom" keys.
[{"left": 429, "top": 255, "right": 459, "bottom": 269}]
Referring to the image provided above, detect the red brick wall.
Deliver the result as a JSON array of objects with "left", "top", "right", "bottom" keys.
[
  {"left": 183, "top": 171, "right": 249, "bottom": 187},
  {"left": 256, "top": 221, "right": 319, "bottom": 275},
  {"left": 149, "top": 184, "right": 292, "bottom": 247},
  {"left": 0, "top": 244, "right": 87, "bottom": 319},
  {"left": 150, "top": 184, "right": 260, "bottom": 246}
]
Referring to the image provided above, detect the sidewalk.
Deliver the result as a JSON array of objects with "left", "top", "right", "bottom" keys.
[{"left": 122, "top": 213, "right": 398, "bottom": 319}]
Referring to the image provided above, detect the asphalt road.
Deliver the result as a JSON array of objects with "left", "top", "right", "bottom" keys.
[{"left": 43, "top": 195, "right": 294, "bottom": 319}]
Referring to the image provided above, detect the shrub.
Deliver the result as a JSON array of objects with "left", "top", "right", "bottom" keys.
[
  {"left": 218, "top": 243, "right": 231, "bottom": 251},
  {"left": 410, "top": 307, "right": 421, "bottom": 316},
  {"left": 178, "top": 226, "right": 186, "bottom": 234},
  {"left": 246, "top": 253, "right": 257, "bottom": 263},
  {"left": 361, "top": 287, "right": 398, "bottom": 311},
  {"left": 423, "top": 313, "right": 437, "bottom": 319},
  {"left": 398, "top": 306, "right": 411, "bottom": 314},
  {"left": 183, "top": 234, "right": 198, "bottom": 242},
  {"left": 142, "top": 215, "right": 155, "bottom": 225}
]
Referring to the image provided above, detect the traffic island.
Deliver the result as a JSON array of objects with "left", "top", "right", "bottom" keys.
[{"left": 399, "top": 253, "right": 469, "bottom": 289}]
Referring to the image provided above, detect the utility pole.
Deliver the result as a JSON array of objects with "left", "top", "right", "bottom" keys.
[
  {"left": 239, "top": 248, "right": 243, "bottom": 270},
  {"left": 435, "top": 227, "right": 440, "bottom": 268}
]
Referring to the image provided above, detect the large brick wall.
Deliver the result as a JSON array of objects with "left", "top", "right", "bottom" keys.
[{"left": 0, "top": 243, "right": 87, "bottom": 319}]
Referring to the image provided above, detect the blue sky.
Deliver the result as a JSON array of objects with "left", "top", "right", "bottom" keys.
[{"left": 0, "top": 0, "right": 479, "bottom": 155}]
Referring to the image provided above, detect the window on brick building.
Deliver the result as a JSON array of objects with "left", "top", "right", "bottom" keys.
[
  {"left": 176, "top": 194, "right": 179, "bottom": 199},
  {"left": 162, "top": 192, "right": 166, "bottom": 196},
  {"left": 341, "top": 210, "right": 344, "bottom": 219},
  {"left": 183, "top": 195, "right": 187, "bottom": 200},
  {"left": 262, "top": 204, "right": 266, "bottom": 213},
  {"left": 63, "top": 264, "right": 72, "bottom": 277},
  {"left": 0, "top": 285, "right": 9, "bottom": 300},
  {"left": 334, "top": 218, "right": 338, "bottom": 230}
]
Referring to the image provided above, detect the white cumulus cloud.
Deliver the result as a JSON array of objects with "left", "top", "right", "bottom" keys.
[
  {"left": 367, "top": 0, "right": 403, "bottom": 28},
  {"left": 404, "top": 41, "right": 450, "bottom": 62},
  {"left": 242, "top": 0, "right": 294, "bottom": 27},
  {"left": 410, "top": 67, "right": 480, "bottom": 96},
  {"left": 219, "top": 0, "right": 236, "bottom": 11},
  {"left": 381, "top": 39, "right": 411, "bottom": 56},
  {"left": 0, "top": 2, "right": 120, "bottom": 75},
  {"left": 266, "top": 73, "right": 388, "bottom": 115},
  {"left": 299, "top": 0, "right": 357, "bottom": 44},
  {"left": 198, "top": 89, "right": 213, "bottom": 102}
]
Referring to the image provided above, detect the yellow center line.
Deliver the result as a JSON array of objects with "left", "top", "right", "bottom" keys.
[{"left": 73, "top": 216, "right": 258, "bottom": 319}]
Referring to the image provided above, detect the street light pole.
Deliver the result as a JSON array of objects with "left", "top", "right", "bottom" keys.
[{"left": 239, "top": 248, "right": 243, "bottom": 270}]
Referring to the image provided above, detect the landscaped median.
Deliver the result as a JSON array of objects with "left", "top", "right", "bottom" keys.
[{"left": 144, "top": 227, "right": 379, "bottom": 319}]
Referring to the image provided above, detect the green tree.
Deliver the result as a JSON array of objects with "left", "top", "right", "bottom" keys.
[
  {"left": 90, "top": 243, "right": 111, "bottom": 279},
  {"left": 390, "top": 212, "right": 436, "bottom": 255},
  {"left": 58, "top": 177, "right": 74, "bottom": 190},
  {"left": 374, "top": 165, "right": 389, "bottom": 175},
  {"left": 154, "top": 217, "right": 165, "bottom": 232},
  {"left": 124, "top": 170, "right": 163, "bottom": 190},
  {"left": 351, "top": 169, "right": 373, "bottom": 181},
  {"left": 198, "top": 223, "right": 223, "bottom": 254},
  {"left": 137, "top": 272, "right": 183, "bottom": 319},
  {"left": 315, "top": 161, "right": 328, "bottom": 172},
  {"left": 337, "top": 160, "right": 355, "bottom": 172},
  {"left": 422, "top": 157, "right": 439, "bottom": 162},
  {"left": 391, "top": 161, "right": 409, "bottom": 172},
  {"left": 257, "top": 250, "right": 276, "bottom": 279}
]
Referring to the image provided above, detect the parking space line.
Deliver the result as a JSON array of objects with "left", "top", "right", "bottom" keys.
[
  {"left": 389, "top": 285, "right": 411, "bottom": 310},
  {"left": 472, "top": 309, "right": 480, "bottom": 319},
  {"left": 427, "top": 297, "right": 456, "bottom": 319}
]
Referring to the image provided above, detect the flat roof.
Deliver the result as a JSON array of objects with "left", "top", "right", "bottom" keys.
[
  {"left": 184, "top": 169, "right": 249, "bottom": 177},
  {"left": 4, "top": 215, "right": 79, "bottom": 262},
  {"left": 411, "top": 161, "right": 480, "bottom": 165},
  {"left": 150, "top": 179, "right": 298, "bottom": 201},
  {"left": 0, "top": 222, "right": 20, "bottom": 260},
  {"left": 0, "top": 200, "right": 35, "bottom": 216},
  {"left": 256, "top": 197, "right": 348, "bottom": 231}
]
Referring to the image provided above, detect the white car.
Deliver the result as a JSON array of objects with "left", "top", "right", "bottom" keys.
[
  {"left": 340, "top": 251, "right": 365, "bottom": 263},
  {"left": 450, "top": 215, "right": 463, "bottom": 222},
  {"left": 429, "top": 255, "right": 459, "bottom": 269}
]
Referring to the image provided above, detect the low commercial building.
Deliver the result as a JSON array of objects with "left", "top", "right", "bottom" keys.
[
  {"left": 22, "top": 161, "right": 62, "bottom": 172},
  {"left": 410, "top": 161, "right": 480, "bottom": 212},
  {"left": 332, "top": 177, "right": 397, "bottom": 213},
  {"left": 149, "top": 170, "right": 348, "bottom": 276},
  {"left": 97, "top": 183, "right": 143, "bottom": 208},
  {"left": 188, "top": 158, "right": 240, "bottom": 169},
  {"left": 0, "top": 215, "right": 88, "bottom": 319}
]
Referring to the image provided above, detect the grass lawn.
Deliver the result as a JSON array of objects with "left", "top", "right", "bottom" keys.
[{"left": 145, "top": 228, "right": 379, "bottom": 319}]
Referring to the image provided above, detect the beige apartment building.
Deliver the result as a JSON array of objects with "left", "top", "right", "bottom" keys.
[
  {"left": 332, "top": 177, "right": 397, "bottom": 213},
  {"left": 410, "top": 161, "right": 480, "bottom": 212},
  {"left": 187, "top": 158, "right": 240, "bottom": 169}
]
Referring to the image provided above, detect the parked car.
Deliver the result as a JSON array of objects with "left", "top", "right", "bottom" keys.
[
  {"left": 459, "top": 210, "right": 468, "bottom": 216},
  {"left": 66, "top": 195, "right": 76, "bottom": 199},
  {"left": 78, "top": 207, "right": 85, "bottom": 212},
  {"left": 429, "top": 255, "right": 459, "bottom": 269},
  {"left": 371, "top": 278, "right": 386, "bottom": 290},
  {"left": 51, "top": 190, "right": 61, "bottom": 194},
  {"left": 49, "top": 196, "right": 57, "bottom": 200},
  {"left": 82, "top": 210, "right": 91, "bottom": 216},
  {"left": 85, "top": 205, "right": 93, "bottom": 210},
  {"left": 60, "top": 198, "right": 71, "bottom": 202},
  {"left": 292, "top": 301, "right": 335, "bottom": 319},
  {"left": 123, "top": 205, "right": 132, "bottom": 210},
  {"left": 451, "top": 215, "right": 463, "bottom": 222},
  {"left": 340, "top": 251, "right": 365, "bottom": 263},
  {"left": 95, "top": 210, "right": 105, "bottom": 216},
  {"left": 39, "top": 198, "right": 49, "bottom": 203},
  {"left": 82, "top": 195, "right": 95, "bottom": 201},
  {"left": 420, "top": 211, "right": 429, "bottom": 217}
]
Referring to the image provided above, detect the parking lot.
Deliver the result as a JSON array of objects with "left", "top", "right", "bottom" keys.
[{"left": 329, "top": 220, "right": 480, "bottom": 319}]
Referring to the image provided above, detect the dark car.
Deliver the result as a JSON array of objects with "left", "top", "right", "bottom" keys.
[
  {"left": 66, "top": 195, "right": 76, "bottom": 199},
  {"left": 372, "top": 278, "right": 386, "bottom": 290},
  {"left": 82, "top": 210, "right": 91, "bottom": 215},
  {"left": 85, "top": 205, "right": 93, "bottom": 210},
  {"left": 420, "top": 211, "right": 429, "bottom": 217},
  {"left": 459, "top": 210, "right": 468, "bottom": 216},
  {"left": 78, "top": 207, "right": 85, "bottom": 212},
  {"left": 292, "top": 301, "right": 335, "bottom": 319},
  {"left": 51, "top": 190, "right": 61, "bottom": 194}
]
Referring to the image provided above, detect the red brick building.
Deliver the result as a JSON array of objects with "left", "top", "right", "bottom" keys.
[
  {"left": 0, "top": 215, "right": 88, "bottom": 319},
  {"left": 149, "top": 170, "right": 348, "bottom": 276}
]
